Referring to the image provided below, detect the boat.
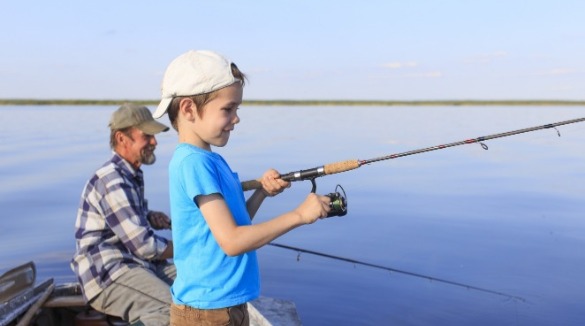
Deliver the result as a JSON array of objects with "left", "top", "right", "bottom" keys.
[{"left": 1, "top": 262, "right": 302, "bottom": 326}]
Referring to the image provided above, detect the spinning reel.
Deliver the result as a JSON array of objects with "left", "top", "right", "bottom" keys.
[{"left": 309, "top": 179, "right": 348, "bottom": 218}]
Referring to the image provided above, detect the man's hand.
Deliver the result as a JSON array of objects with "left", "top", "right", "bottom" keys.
[{"left": 147, "top": 211, "right": 171, "bottom": 230}]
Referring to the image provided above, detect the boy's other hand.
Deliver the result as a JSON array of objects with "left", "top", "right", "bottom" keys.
[{"left": 260, "top": 169, "right": 290, "bottom": 197}]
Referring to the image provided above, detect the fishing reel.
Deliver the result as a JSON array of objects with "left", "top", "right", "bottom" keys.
[
  {"left": 325, "top": 184, "right": 348, "bottom": 217},
  {"left": 309, "top": 178, "right": 347, "bottom": 217}
]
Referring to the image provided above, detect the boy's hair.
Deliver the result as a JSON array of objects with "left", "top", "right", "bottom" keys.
[{"left": 167, "top": 63, "right": 246, "bottom": 131}]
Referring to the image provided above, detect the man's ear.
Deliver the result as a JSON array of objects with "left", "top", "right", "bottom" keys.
[
  {"left": 114, "top": 130, "right": 126, "bottom": 144},
  {"left": 114, "top": 129, "right": 134, "bottom": 148},
  {"left": 179, "top": 98, "right": 197, "bottom": 122}
]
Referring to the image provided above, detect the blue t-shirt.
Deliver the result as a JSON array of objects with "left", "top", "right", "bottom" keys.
[{"left": 169, "top": 143, "right": 259, "bottom": 309}]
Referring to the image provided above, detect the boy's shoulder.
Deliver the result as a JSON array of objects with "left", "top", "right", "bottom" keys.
[
  {"left": 171, "top": 144, "right": 221, "bottom": 166},
  {"left": 173, "top": 143, "right": 209, "bottom": 157}
]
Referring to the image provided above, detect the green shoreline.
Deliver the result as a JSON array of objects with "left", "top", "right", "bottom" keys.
[{"left": 1, "top": 99, "right": 584, "bottom": 106}]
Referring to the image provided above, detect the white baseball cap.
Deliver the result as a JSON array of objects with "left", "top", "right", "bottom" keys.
[{"left": 153, "top": 50, "right": 241, "bottom": 119}]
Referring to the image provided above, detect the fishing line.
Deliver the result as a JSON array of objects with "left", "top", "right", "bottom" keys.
[{"left": 268, "top": 242, "right": 526, "bottom": 302}]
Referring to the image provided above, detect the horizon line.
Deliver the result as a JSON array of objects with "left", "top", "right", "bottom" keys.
[{"left": 1, "top": 99, "right": 584, "bottom": 106}]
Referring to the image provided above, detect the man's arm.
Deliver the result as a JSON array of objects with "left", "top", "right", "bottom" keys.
[
  {"left": 159, "top": 240, "right": 173, "bottom": 260},
  {"left": 102, "top": 181, "right": 170, "bottom": 261}
]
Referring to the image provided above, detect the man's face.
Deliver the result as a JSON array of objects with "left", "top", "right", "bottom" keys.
[{"left": 124, "top": 127, "right": 157, "bottom": 167}]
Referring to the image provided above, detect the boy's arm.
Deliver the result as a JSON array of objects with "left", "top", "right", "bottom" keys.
[
  {"left": 246, "top": 189, "right": 268, "bottom": 220},
  {"left": 200, "top": 192, "right": 329, "bottom": 257},
  {"left": 245, "top": 168, "right": 290, "bottom": 219}
]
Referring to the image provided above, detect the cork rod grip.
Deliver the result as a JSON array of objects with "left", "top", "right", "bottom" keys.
[{"left": 323, "top": 159, "right": 360, "bottom": 175}]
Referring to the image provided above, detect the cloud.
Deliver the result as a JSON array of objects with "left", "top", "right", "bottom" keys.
[
  {"left": 536, "top": 68, "right": 578, "bottom": 76},
  {"left": 404, "top": 71, "right": 443, "bottom": 78},
  {"left": 382, "top": 61, "right": 418, "bottom": 69}
]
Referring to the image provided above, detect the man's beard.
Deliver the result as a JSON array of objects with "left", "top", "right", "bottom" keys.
[{"left": 141, "top": 148, "right": 156, "bottom": 165}]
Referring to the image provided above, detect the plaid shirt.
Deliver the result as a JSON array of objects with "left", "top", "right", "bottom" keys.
[{"left": 71, "top": 153, "right": 169, "bottom": 302}]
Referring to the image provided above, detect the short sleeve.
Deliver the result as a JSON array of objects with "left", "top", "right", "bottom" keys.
[{"left": 179, "top": 153, "right": 223, "bottom": 205}]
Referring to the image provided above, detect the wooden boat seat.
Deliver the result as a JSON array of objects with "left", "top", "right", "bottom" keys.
[
  {"left": 43, "top": 294, "right": 86, "bottom": 308},
  {"left": 43, "top": 295, "right": 129, "bottom": 325}
]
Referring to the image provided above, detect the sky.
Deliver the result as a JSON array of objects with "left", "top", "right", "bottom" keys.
[{"left": 1, "top": 0, "right": 584, "bottom": 101}]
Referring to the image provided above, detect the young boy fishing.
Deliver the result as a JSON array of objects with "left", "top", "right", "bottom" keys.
[{"left": 153, "top": 50, "right": 331, "bottom": 326}]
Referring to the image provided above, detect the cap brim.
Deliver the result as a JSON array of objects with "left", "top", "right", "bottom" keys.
[
  {"left": 153, "top": 97, "right": 172, "bottom": 119},
  {"left": 138, "top": 120, "right": 169, "bottom": 135}
]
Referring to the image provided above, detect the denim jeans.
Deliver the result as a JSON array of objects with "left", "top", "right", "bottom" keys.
[
  {"left": 90, "top": 262, "right": 176, "bottom": 326},
  {"left": 170, "top": 302, "right": 249, "bottom": 326}
]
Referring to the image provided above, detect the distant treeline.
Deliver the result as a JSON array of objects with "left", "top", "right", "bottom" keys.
[{"left": 1, "top": 99, "right": 584, "bottom": 106}]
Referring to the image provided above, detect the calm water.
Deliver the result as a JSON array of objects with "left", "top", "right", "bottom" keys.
[{"left": 2, "top": 105, "right": 585, "bottom": 325}]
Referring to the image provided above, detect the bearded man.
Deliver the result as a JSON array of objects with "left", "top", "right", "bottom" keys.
[{"left": 71, "top": 103, "right": 175, "bottom": 326}]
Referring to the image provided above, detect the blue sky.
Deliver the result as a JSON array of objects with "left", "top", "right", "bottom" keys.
[{"left": 1, "top": 1, "right": 584, "bottom": 101}]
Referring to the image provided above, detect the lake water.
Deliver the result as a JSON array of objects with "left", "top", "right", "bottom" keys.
[{"left": 1, "top": 105, "right": 585, "bottom": 325}]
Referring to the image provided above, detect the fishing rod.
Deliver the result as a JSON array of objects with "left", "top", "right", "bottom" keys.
[
  {"left": 268, "top": 242, "right": 526, "bottom": 302},
  {"left": 241, "top": 116, "right": 585, "bottom": 193}
]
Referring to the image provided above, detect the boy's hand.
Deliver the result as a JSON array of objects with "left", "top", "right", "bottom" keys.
[
  {"left": 260, "top": 169, "right": 290, "bottom": 197},
  {"left": 294, "top": 193, "right": 331, "bottom": 224}
]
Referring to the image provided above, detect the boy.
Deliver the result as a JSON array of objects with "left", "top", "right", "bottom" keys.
[{"left": 153, "top": 50, "right": 331, "bottom": 325}]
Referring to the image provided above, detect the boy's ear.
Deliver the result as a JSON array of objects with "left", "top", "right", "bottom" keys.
[{"left": 178, "top": 98, "right": 197, "bottom": 122}]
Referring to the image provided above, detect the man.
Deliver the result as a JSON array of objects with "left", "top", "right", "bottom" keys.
[{"left": 71, "top": 103, "right": 175, "bottom": 326}]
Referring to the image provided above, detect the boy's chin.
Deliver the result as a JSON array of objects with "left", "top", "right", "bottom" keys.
[
  {"left": 213, "top": 142, "right": 229, "bottom": 148},
  {"left": 213, "top": 136, "right": 230, "bottom": 147}
]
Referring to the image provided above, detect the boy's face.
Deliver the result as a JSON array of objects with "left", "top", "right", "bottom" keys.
[{"left": 196, "top": 83, "right": 243, "bottom": 149}]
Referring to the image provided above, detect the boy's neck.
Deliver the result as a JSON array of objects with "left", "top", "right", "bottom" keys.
[{"left": 178, "top": 133, "right": 212, "bottom": 152}]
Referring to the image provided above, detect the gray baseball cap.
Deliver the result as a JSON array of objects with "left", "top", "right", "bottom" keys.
[{"left": 109, "top": 103, "right": 169, "bottom": 135}]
